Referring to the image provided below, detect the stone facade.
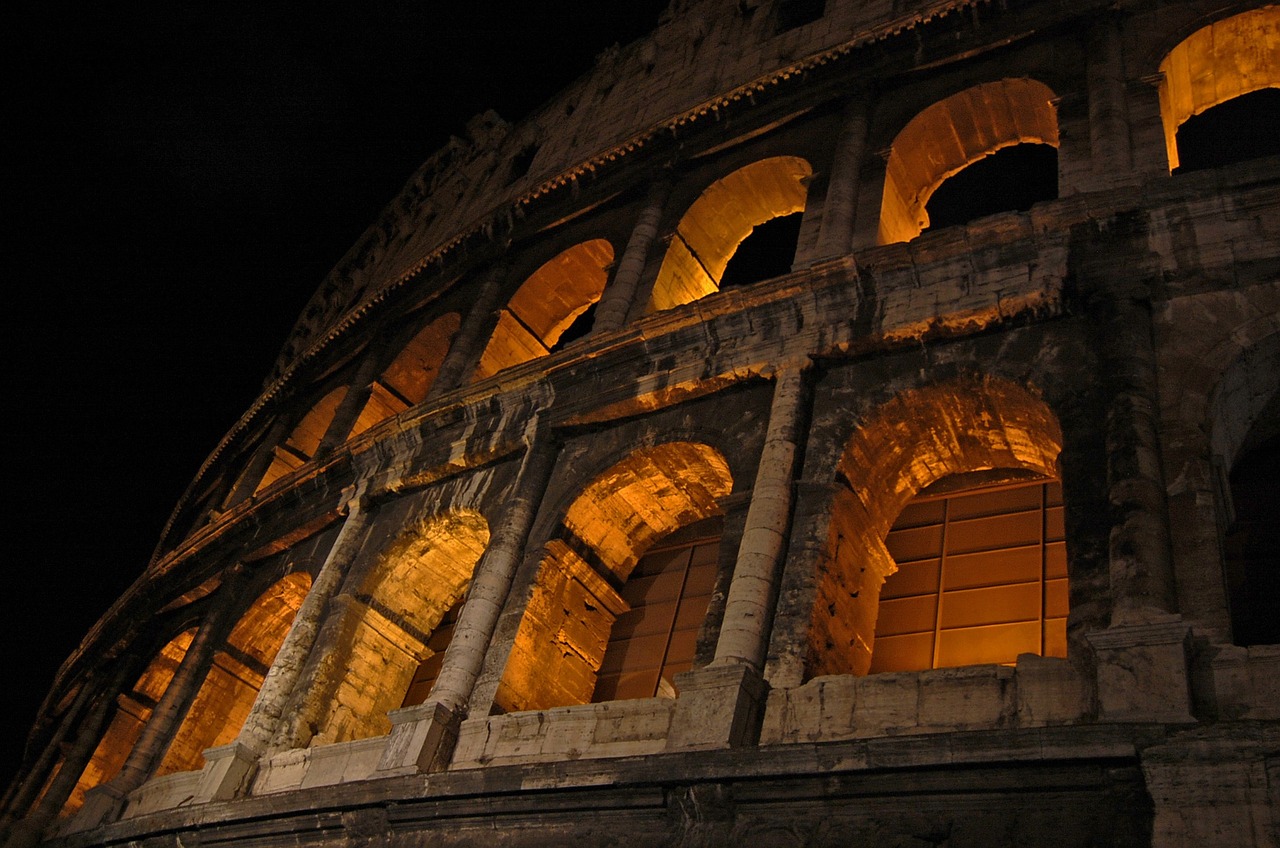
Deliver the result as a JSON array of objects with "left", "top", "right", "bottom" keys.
[{"left": 4, "top": 1, "right": 1279, "bottom": 846}]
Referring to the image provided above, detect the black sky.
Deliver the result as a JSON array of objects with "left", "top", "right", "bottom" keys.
[{"left": 5, "top": 1, "right": 672, "bottom": 788}]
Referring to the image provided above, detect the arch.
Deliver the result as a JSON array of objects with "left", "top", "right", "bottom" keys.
[
  {"left": 1209, "top": 333, "right": 1280, "bottom": 646},
  {"left": 156, "top": 572, "right": 311, "bottom": 775},
  {"left": 348, "top": 312, "right": 462, "bottom": 438},
  {"left": 472, "top": 239, "right": 614, "bottom": 381},
  {"left": 63, "top": 630, "right": 194, "bottom": 815},
  {"left": 647, "top": 156, "right": 813, "bottom": 313},
  {"left": 315, "top": 510, "right": 490, "bottom": 744},
  {"left": 254, "top": 386, "right": 347, "bottom": 494},
  {"left": 1157, "top": 6, "right": 1280, "bottom": 171},
  {"left": 878, "top": 79, "right": 1059, "bottom": 244},
  {"left": 497, "top": 442, "right": 733, "bottom": 712},
  {"left": 809, "top": 377, "right": 1063, "bottom": 678}
]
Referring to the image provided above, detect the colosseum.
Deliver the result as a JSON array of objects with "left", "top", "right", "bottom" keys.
[{"left": 4, "top": 0, "right": 1278, "bottom": 845}]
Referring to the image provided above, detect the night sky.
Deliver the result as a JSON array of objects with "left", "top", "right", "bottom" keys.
[{"left": 6, "top": 1, "right": 671, "bottom": 789}]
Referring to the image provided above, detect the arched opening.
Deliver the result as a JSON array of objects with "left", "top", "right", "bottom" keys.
[
  {"left": 1158, "top": 6, "right": 1280, "bottom": 172},
  {"left": 315, "top": 510, "right": 489, "bottom": 743},
  {"left": 254, "top": 386, "right": 347, "bottom": 494},
  {"left": 349, "top": 312, "right": 461, "bottom": 438},
  {"left": 878, "top": 79, "right": 1059, "bottom": 244},
  {"left": 472, "top": 239, "right": 614, "bottom": 381},
  {"left": 809, "top": 377, "right": 1063, "bottom": 679},
  {"left": 922, "top": 144, "right": 1058, "bottom": 230},
  {"left": 63, "top": 631, "right": 194, "bottom": 815},
  {"left": 648, "top": 157, "right": 812, "bottom": 312},
  {"left": 1209, "top": 332, "right": 1280, "bottom": 647},
  {"left": 1223, "top": 431, "right": 1280, "bottom": 646},
  {"left": 156, "top": 573, "right": 311, "bottom": 775},
  {"left": 497, "top": 442, "right": 733, "bottom": 712},
  {"left": 1173, "top": 88, "right": 1280, "bottom": 172}
]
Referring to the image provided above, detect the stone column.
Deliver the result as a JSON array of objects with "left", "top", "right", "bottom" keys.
[
  {"left": 314, "top": 349, "right": 387, "bottom": 457},
  {"left": 0, "top": 672, "right": 99, "bottom": 841},
  {"left": 224, "top": 415, "right": 292, "bottom": 508},
  {"left": 812, "top": 95, "right": 869, "bottom": 262},
  {"left": 6, "top": 663, "right": 136, "bottom": 848},
  {"left": 592, "top": 178, "right": 672, "bottom": 334},
  {"left": 379, "top": 422, "right": 558, "bottom": 774},
  {"left": 667, "top": 364, "right": 810, "bottom": 751},
  {"left": 1086, "top": 288, "right": 1193, "bottom": 723},
  {"left": 1086, "top": 13, "right": 1133, "bottom": 177},
  {"left": 74, "top": 565, "right": 251, "bottom": 827},
  {"left": 195, "top": 494, "right": 372, "bottom": 802},
  {"left": 424, "top": 262, "right": 510, "bottom": 399}
]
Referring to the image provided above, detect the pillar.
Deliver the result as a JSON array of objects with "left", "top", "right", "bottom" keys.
[
  {"left": 1086, "top": 13, "right": 1133, "bottom": 177},
  {"left": 667, "top": 364, "right": 810, "bottom": 751},
  {"left": 592, "top": 177, "right": 672, "bottom": 334},
  {"left": 195, "top": 494, "right": 373, "bottom": 801},
  {"left": 73, "top": 565, "right": 251, "bottom": 827},
  {"left": 223, "top": 415, "right": 292, "bottom": 508},
  {"left": 314, "top": 348, "right": 387, "bottom": 457},
  {"left": 424, "top": 262, "right": 510, "bottom": 399},
  {"left": 812, "top": 95, "right": 869, "bottom": 262},
  {"left": 1086, "top": 284, "right": 1192, "bottom": 723},
  {"left": 379, "top": 422, "right": 558, "bottom": 774},
  {"left": 5, "top": 663, "right": 136, "bottom": 848}
]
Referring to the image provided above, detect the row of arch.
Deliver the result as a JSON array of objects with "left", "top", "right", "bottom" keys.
[
  {"left": 62, "top": 374, "right": 1075, "bottom": 813},
  {"left": 221, "top": 7, "right": 1279, "bottom": 512}
]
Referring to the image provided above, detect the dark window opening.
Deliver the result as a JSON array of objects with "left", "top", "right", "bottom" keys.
[
  {"left": 548, "top": 301, "right": 598, "bottom": 353},
  {"left": 924, "top": 143, "right": 1058, "bottom": 231},
  {"left": 1223, "top": 431, "right": 1280, "bottom": 647},
  {"left": 718, "top": 212, "right": 803, "bottom": 289},
  {"left": 400, "top": 596, "right": 465, "bottom": 708},
  {"left": 776, "top": 0, "right": 826, "bottom": 33},
  {"left": 508, "top": 143, "right": 541, "bottom": 183},
  {"left": 1175, "top": 88, "right": 1280, "bottom": 173},
  {"left": 592, "top": 519, "right": 721, "bottom": 702}
]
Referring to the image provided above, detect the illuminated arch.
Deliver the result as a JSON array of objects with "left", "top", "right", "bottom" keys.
[
  {"left": 497, "top": 442, "right": 733, "bottom": 712},
  {"left": 472, "top": 239, "right": 614, "bottom": 381},
  {"left": 648, "top": 156, "right": 812, "bottom": 313},
  {"left": 1158, "top": 7, "right": 1280, "bottom": 171},
  {"left": 63, "top": 630, "right": 194, "bottom": 815},
  {"left": 254, "top": 386, "right": 347, "bottom": 494},
  {"left": 809, "top": 377, "right": 1063, "bottom": 678},
  {"left": 348, "top": 312, "right": 461, "bottom": 438},
  {"left": 156, "top": 573, "right": 311, "bottom": 775},
  {"left": 315, "top": 510, "right": 489, "bottom": 744},
  {"left": 878, "top": 79, "right": 1059, "bottom": 244}
]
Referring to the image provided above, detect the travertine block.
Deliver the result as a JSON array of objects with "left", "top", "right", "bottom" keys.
[{"left": 1088, "top": 620, "right": 1196, "bottom": 723}]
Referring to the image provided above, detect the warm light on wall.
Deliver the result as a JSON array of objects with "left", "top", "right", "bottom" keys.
[
  {"left": 808, "top": 377, "right": 1063, "bottom": 679},
  {"left": 497, "top": 442, "right": 732, "bottom": 712},
  {"left": 316, "top": 510, "right": 489, "bottom": 744},
  {"left": 871, "top": 475, "right": 1068, "bottom": 672},
  {"left": 472, "top": 239, "right": 614, "bottom": 381},
  {"left": 648, "top": 156, "right": 812, "bottom": 313},
  {"left": 878, "top": 79, "right": 1059, "bottom": 244},
  {"left": 1157, "top": 7, "right": 1280, "bottom": 171}
]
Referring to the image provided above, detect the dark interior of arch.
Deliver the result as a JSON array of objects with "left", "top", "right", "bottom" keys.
[
  {"left": 1223, "top": 430, "right": 1280, "bottom": 647},
  {"left": 718, "top": 212, "right": 803, "bottom": 289},
  {"left": 548, "top": 301, "right": 598, "bottom": 353},
  {"left": 776, "top": 0, "right": 826, "bottom": 33},
  {"left": 924, "top": 143, "right": 1058, "bottom": 231},
  {"left": 1175, "top": 88, "right": 1280, "bottom": 173}
]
